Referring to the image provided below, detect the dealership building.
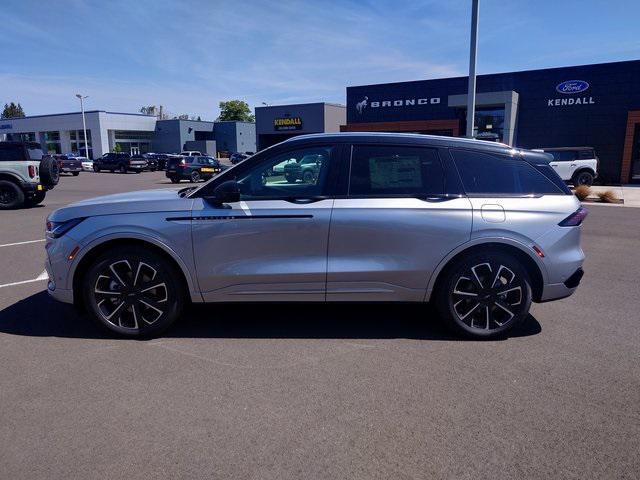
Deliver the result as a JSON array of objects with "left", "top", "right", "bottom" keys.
[
  {"left": 255, "top": 102, "right": 346, "bottom": 150},
  {"left": 343, "top": 60, "right": 640, "bottom": 183},
  {"left": 0, "top": 111, "right": 255, "bottom": 158}
]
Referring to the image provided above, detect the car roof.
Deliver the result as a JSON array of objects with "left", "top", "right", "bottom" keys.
[
  {"left": 536, "top": 146, "right": 594, "bottom": 151},
  {"left": 282, "top": 132, "right": 513, "bottom": 152}
]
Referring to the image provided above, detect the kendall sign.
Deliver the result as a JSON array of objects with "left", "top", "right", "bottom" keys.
[{"left": 548, "top": 80, "right": 595, "bottom": 107}]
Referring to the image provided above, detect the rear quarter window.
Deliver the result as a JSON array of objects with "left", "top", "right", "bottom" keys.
[
  {"left": 451, "top": 149, "right": 563, "bottom": 196},
  {"left": 0, "top": 145, "right": 24, "bottom": 161}
]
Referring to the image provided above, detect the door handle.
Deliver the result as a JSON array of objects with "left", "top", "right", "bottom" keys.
[{"left": 284, "top": 196, "right": 325, "bottom": 204}]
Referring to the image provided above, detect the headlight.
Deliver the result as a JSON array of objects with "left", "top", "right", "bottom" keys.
[{"left": 46, "top": 217, "right": 85, "bottom": 238}]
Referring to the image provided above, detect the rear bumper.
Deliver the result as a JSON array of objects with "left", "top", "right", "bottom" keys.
[{"left": 539, "top": 267, "right": 584, "bottom": 302}]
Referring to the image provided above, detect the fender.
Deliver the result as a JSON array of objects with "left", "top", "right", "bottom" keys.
[
  {"left": 66, "top": 230, "right": 203, "bottom": 303},
  {"left": 423, "top": 236, "right": 550, "bottom": 302}
]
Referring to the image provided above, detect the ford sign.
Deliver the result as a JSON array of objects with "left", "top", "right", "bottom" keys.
[{"left": 556, "top": 80, "right": 590, "bottom": 94}]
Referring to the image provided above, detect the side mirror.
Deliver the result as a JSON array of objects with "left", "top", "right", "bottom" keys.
[{"left": 208, "top": 180, "right": 240, "bottom": 205}]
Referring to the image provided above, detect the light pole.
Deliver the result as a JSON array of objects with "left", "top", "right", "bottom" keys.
[
  {"left": 75, "top": 94, "right": 90, "bottom": 158},
  {"left": 466, "top": 0, "right": 479, "bottom": 138}
]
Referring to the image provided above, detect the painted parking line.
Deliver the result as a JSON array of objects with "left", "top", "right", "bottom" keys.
[
  {"left": 0, "top": 239, "right": 46, "bottom": 248},
  {"left": 0, "top": 270, "right": 48, "bottom": 289}
]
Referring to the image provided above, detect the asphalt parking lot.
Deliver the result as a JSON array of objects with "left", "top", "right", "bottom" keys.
[{"left": 0, "top": 171, "right": 639, "bottom": 479}]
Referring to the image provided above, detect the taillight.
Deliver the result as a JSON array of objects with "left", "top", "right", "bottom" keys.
[
  {"left": 559, "top": 207, "right": 588, "bottom": 227},
  {"left": 28, "top": 165, "right": 36, "bottom": 178}
]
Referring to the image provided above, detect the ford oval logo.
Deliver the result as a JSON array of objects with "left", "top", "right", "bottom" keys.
[{"left": 556, "top": 80, "right": 589, "bottom": 94}]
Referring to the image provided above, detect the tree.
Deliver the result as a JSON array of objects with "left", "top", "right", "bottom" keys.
[
  {"left": 217, "top": 100, "right": 254, "bottom": 122},
  {"left": 113, "top": 143, "right": 122, "bottom": 153},
  {"left": 139, "top": 105, "right": 157, "bottom": 116},
  {"left": 1, "top": 102, "right": 25, "bottom": 119}
]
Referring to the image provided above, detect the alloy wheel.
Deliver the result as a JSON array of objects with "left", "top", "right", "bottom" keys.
[
  {"left": 93, "top": 259, "right": 168, "bottom": 330},
  {"left": 0, "top": 186, "right": 16, "bottom": 205},
  {"left": 450, "top": 262, "right": 524, "bottom": 331}
]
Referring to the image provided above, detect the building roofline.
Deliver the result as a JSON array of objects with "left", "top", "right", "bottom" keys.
[
  {"left": 256, "top": 102, "right": 345, "bottom": 110},
  {"left": 1, "top": 110, "right": 156, "bottom": 121},
  {"left": 347, "top": 58, "right": 640, "bottom": 90}
]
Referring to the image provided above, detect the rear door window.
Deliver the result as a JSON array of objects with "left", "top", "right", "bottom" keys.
[
  {"left": 547, "top": 150, "right": 577, "bottom": 162},
  {"left": 348, "top": 145, "right": 445, "bottom": 196},
  {"left": 451, "top": 149, "right": 563, "bottom": 196}
]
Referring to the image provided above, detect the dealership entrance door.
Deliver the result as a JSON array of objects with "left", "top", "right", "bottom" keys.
[{"left": 631, "top": 124, "right": 640, "bottom": 182}]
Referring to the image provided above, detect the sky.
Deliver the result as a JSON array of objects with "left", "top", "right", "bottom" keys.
[{"left": 1, "top": 0, "right": 638, "bottom": 120}]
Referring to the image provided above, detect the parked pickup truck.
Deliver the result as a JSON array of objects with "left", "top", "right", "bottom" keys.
[
  {"left": 52, "top": 154, "right": 82, "bottom": 176},
  {"left": 93, "top": 152, "right": 147, "bottom": 173}
]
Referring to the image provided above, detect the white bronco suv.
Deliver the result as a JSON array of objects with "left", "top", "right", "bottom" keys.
[
  {"left": 0, "top": 141, "right": 59, "bottom": 209},
  {"left": 533, "top": 147, "right": 598, "bottom": 186}
]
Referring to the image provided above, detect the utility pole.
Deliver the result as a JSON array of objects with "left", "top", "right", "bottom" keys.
[
  {"left": 75, "top": 94, "right": 90, "bottom": 158},
  {"left": 466, "top": 0, "right": 479, "bottom": 138}
]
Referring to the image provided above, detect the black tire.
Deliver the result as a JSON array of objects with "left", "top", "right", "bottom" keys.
[
  {"left": 0, "top": 180, "right": 25, "bottom": 209},
  {"left": 435, "top": 251, "right": 532, "bottom": 339},
  {"left": 119, "top": 164, "right": 127, "bottom": 174},
  {"left": 82, "top": 246, "right": 185, "bottom": 338},
  {"left": 72, "top": 171, "right": 80, "bottom": 176},
  {"left": 169, "top": 176, "right": 180, "bottom": 184},
  {"left": 284, "top": 173, "right": 296, "bottom": 183},
  {"left": 94, "top": 165, "right": 101, "bottom": 172},
  {"left": 302, "top": 169, "right": 315, "bottom": 184},
  {"left": 190, "top": 171, "right": 201, "bottom": 183},
  {"left": 39, "top": 157, "right": 60, "bottom": 187},
  {"left": 573, "top": 170, "right": 594, "bottom": 186},
  {"left": 26, "top": 190, "right": 46, "bottom": 207}
]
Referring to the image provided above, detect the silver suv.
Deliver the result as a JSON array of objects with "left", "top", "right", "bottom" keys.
[
  {"left": 0, "top": 142, "right": 59, "bottom": 209},
  {"left": 46, "top": 133, "right": 586, "bottom": 339}
]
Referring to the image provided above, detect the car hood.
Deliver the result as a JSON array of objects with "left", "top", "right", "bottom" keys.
[{"left": 49, "top": 188, "right": 194, "bottom": 222}]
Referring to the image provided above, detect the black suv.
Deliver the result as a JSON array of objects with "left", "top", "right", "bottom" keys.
[
  {"left": 0, "top": 142, "right": 59, "bottom": 209},
  {"left": 166, "top": 156, "right": 225, "bottom": 183},
  {"left": 93, "top": 152, "right": 147, "bottom": 173}
]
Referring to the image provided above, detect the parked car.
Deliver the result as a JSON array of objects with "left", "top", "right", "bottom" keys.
[
  {"left": 270, "top": 157, "right": 297, "bottom": 176},
  {"left": 230, "top": 152, "right": 249, "bottom": 164},
  {"left": 179, "top": 151, "right": 202, "bottom": 157},
  {"left": 46, "top": 133, "right": 586, "bottom": 339},
  {"left": 0, "top": 141, "right": 59, "bottom": 209},
  {"left": 78, "top": 157, "right": 94, "bottom": 171},
  {"left": 532, "top": 147, "right": 598, "bottom": 186},
  {"left": 93, "top": 152, "right": 147, "bottom": 173},
  {"left": 283, "top": 153, "right": 324, "bottom": 183},
  {"left": 144, "top": 153, "right": 169, "bottom": 170},
  {"left": 165, "top": 155, "right": 224, "bottom": 183},
  {"left": 52, "top": 154, "right": 82, "bottom": 176},
  {"left": 132, "top": 154, "right": 157, "bottom": 171}
]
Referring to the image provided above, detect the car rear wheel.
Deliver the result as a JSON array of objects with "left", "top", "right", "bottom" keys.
[
  {"left": 436, "top": 251, "right": 532, "bottom": 339},
  {"left": 302, "top": 170, "right": 316, "bottom": 183},
  {"left": 190, "top": 171, "right": 200, "bottom": 183},
  {"left": 82, "top": 247, "right": 184, "bottom": 338},
  {"left": 573, "top": 170, "right": 594, "bottom": 186},
  {"left": 0, "top": 180, "right": 25, "bottom": 209},
  {"left": 169, "top": 176, "right": 180, "bottom": 184},
  {"left": 72, "top": 172, "right": 80, "bottom": 176},
  {"left": 284, "top": 173, "right": 296, "bottom": 183},
  {"left": 119, "top": 165, "right": 127, "bottom": 174}
]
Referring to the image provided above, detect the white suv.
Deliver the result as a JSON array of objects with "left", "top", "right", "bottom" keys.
[
  {"left": 179, "top": 151, "right": 202, "bottom": 157},
  {"left": 533, "top": 147, "right": 598, "bottom": 186}
]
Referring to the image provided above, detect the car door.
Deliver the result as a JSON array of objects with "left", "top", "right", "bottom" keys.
[
  {"left": 547, "top": 150, "right": 576, "bottom": 180},
  {"left": 190, "top": 144, "right": 339, "bottom": 302},
  {"left": 327, "top": 144, "right": 473, "bottom": 302}
]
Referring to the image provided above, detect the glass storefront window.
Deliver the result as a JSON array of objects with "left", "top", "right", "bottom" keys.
[
  {"left": 44, "top": 131, "right": 60, "bottom": 141},
  {"left": 474, "top": 108, "right": 505, "bottom": 142}
]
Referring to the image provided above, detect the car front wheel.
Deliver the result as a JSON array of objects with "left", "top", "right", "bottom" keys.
[
  {"left": 436, "top": 251, "right": 532, "bottom": 339},
  {"left": 83, "top": 247, "right": 184, "bottom": 338}
]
